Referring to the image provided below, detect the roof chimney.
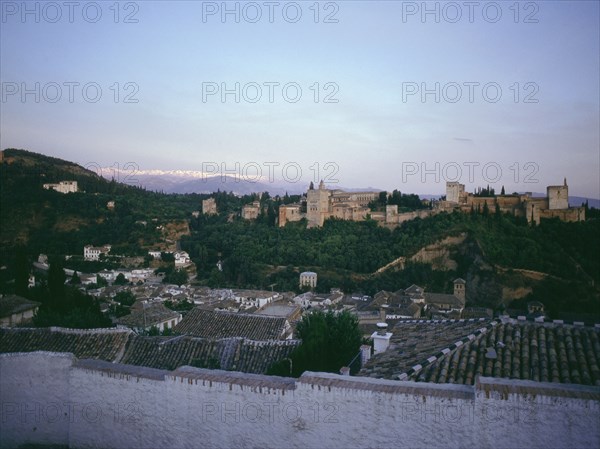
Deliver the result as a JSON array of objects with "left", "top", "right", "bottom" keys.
[
  {"left": 360, "top": 344, "right": 372, "bottom": 367},
  {"left": 371, "top": 322, "right": 392, "bottom": 354},
  {"left": 379, "top": 305, "right": 388, "bottom": 322},
  {"left": 339, "top": 366, "right": 350, "bottom": 376}
]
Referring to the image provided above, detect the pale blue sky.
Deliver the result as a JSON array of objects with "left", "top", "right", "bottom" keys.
[{"left": 1, "top": 1, "right": 599, "bottom": 197}]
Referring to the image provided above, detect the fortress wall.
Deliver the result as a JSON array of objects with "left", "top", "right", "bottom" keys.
[
  {"left": 1, "top": 352, "right": 599, "bottom": 449},
  {"left": 540, "top": 207, "right": 585, "bottom": 222}
]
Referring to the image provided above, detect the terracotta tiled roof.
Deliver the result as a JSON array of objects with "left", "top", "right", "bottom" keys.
[
  {"left": 358, "top": 319, "right": 488, "bottom": 380},
  {"left": 0, "top": 295, "right": 41, "bottom": 318},
  {"left": 116, "top": 303, "right": 180, "bottom": 328},
  {"left": 0, "top": 327, "right": 299, "bottom": 375},
  {"left": 404, "top": 284, "right": 424, "bottom": 295},
  {"left": 175, "top": 308, "right": 288, "bottom": 340},
  {"left": 229, "top": 339, "right": 300, "bottom": 373},
  {"left": 119, "top": 335, "right": 299, "bottom": 373},
  {"left": 413, "top": 321, "right": 600, "bottom": 386},
  {"left": 358, "top": 319, "right": 600, "bottom": 387},
  {"left": 461, "top": 307, "right": 494, "bottom": 319},
  {"left": 0, "top": 327, "right": 130, "bottom": 361},
  {"left": 425, "top": 293, "right": 463, "bottom": 307}
]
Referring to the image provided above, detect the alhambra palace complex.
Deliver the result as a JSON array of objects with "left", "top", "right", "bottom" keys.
[{"left": 276, "top": 179, "right": 585, "bottom": 227}]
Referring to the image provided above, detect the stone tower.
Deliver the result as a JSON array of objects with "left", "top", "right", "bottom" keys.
[
  {"left": 446, "top": 182, "right": 465, "bottom": 203},
  {"left": 547, "top": 178, "right": 568, "bottom": 210},
  {"left": 306, "top": 180, "right": 331, "bottom": 227},
  {"left": 454, "top": 278, "right": 466, "bottom": 304}
]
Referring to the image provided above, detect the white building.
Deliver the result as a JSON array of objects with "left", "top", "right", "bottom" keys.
[
  {"left": 148, "top": 251, "right": 162, "bottom": 260},
  {"left": 79, "top": 274, "right": 97, "bottom": 286},
  {"left": 84, "top": 245, "right": 111, "bottom": 261},
  {"left": 0, "top": 295, "right": 41, "bottom": 327},
  {"left": 174, "top": 251, "right": 191, "bottom": 267},
  {"left": 129, "top": 269, "right": 153, "bottom": 283},
  {"left": 43, "top": 180, "right": 78, "bottom": 194},
  {"left": 299, "top": 271, "right": 317, "bottom": 288},
  {"left": 292, "top": 292, "right": 313, "bottom": 308},
  {"left": 116, "top": 302, "right": 182, "bottom": 333},
  {"left": 232, "top": 290, "right": 278, "bottom": 309},
  {"left": 97, "top": 269, "right": 116, "bottom": 282}
]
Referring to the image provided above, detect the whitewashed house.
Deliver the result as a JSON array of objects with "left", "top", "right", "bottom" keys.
[
  {"left": 174, "top": 251, "right": 191, "bottom": 267},
  {"left": 84, "top": 245, "right": 111, "bottom": 261}
]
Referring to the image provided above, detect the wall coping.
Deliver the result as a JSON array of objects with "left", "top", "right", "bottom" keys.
[
  {"left": 74, "top": 358, "right": 167, "bottom": 380},
  {"left": 4, "top": 352, "right": 600, "bottom": 402},
  {"left": 1, "top": 326, "right": 133, "bottom": 334},
  {"left": 477, "top": 376, "right": 600, "bottom": 401},
  {"left": 299, "top": 371, "right": 474, "bottom": 399},
  {"left": 170, "top": 366, "right": 297, "bottom": 391},
  {"left": 0, "top": 351, "right": 75, "bottom": 361}
]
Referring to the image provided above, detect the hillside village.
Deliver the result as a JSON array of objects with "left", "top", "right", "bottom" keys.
[
  {"left": 1, "top": 148, "right": 597, "bottom": 332},
  {"left": 3, "top": 1, "right": 599, "bottom": 445},
  {"left": 1, "top": 150, "right": 599, "bottom": 449}
]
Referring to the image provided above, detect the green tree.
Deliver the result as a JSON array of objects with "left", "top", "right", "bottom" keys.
[
  {"left": 33, "top": 286, "right": 112, "bottom": 329},
  {"left": 164, "top": 268, "right": 188, "bottom": 286},
  {"left": 494, "top": 201, "right": 502, "bottom": 220},
  {"left": 96, "top": 275, "right": 108, "bottom": 287},
  {"left": 48, "top": 261, "right": 66, "bottom": 309},
  {"left": 114, "top": 273, "right": 128, "bottom": 285},
  {"left": 143, "top": 254, "right": 153, "bottom": 267},
  {"left": 482, "top": 201, "right": 489, "bottom": 217},
  {"left": 14, "top": 247, "right": 29, "bottom": 297},
  {"left": 70, "top": 271, "right": 81, "bottom": 285},
  {"left": 379, "top": 191, "right": 388, "bottom": 206},
  {"left": 114, "top": 290, "right": 136, "bottom": 306},
  {"left": 268, "top": 310, "right": 361, "bottom": 377},
  {"left": 161, "top": 252, "right": 175, "bottom": 262}
]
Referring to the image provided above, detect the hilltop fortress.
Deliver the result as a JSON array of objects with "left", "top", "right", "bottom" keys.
[
  {"left": 278, "top": 178, "right": 585, "bottom": 228},
  {"left": 306, "top": 180, "right": 380, "bottom": 227},
  {"left": 279, "top": 181, "right": 433, "bottom": 228},
  {"left": 442, "top": 178, "right": 585, "bottom": 225}
]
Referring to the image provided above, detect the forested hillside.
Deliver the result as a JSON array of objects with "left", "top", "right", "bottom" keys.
[
  {"left": 2, "top": 149, "right": 599, "bottom": 318},
  {"left": 0, "top": 149, "right": 262, "bottom": 259},
  {"left": 183, "top": 204, "right": 600, "bottom": 316}
]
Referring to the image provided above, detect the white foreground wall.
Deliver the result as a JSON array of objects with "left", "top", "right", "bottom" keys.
[{"left": 1, "top": 352, "right": 599, "bottom": 449}]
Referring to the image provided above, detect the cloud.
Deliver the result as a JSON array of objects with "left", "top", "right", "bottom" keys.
[{"left": 453, "top": 137, "right": 473, "bottom": 143}]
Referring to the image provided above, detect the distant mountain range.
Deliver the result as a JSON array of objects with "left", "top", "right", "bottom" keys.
[
  {"left": 99, "top": 168, "right": 388, "bottom": 197},
  {"left": 101, "top": 168, "right": 600, "bottom": 208},
  {"left": 99, "top": 168, "right": 304, "bottom": 196}
]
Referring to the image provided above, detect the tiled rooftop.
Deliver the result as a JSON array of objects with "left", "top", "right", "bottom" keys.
[
  {"left": 424, "top": 292, "right": 463, "bottom": 307},
  {"left": 0, "top": 327, "right": 131, "bottom": 361},
  {"left": 358, "top": 319, "right": 600, "bottom": 387},
  {"left": 116, "top": 303, "right": 180, "bottom": 328},
  {"left": 175, "top": 308, "right": 288, "bottom": 340},
  {"left": 0, "top": 295, "right": 41, "bottom": 317},
  {"left": 359, "top": 319, "right": 488, "bottom": 380},
  {"left": 255, "top": 303, "right": 301, "bottom": 319},
  {"left": 118, "top": 334, "right": 225, "bottom": 370},
  {"left": 413, "top": 321, "right": 600, "bottom": 386},
  {"left": 0, "top": 328, "right": 299, "bottom": 375}
]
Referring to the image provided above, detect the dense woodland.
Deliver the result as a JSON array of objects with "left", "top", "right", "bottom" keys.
[{"left": 2, "top": 149, "right": 599, "bottom": 320}]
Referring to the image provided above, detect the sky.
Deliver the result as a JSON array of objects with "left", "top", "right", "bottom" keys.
[{"left": 1, "top": 0, "right": 599, "bottom": 197}]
